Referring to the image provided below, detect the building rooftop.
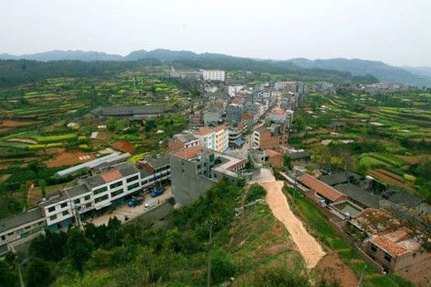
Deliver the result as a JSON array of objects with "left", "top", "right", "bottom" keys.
[
  {"left": 371, "top": 229, "right": 421, "bottom": 257},
  {"left": 334, "top": 183, "right": 380, "bottom": 209},
  {"left": 65, "top": 184, "right": 90, "bottom": 199},
  {"left": 174, "top": 133, "right": 198, "bottom": 143},
  {"left": 172, "top": 145, "right": 204, "bottom": 160},
  {"left": 39, "top": 191, "right": 69, "bottom": 207},
  {"left": 91, "top": 105, "right": 169, "bottom": 117},
  {"left": 143, "top": 155, "right": 170, "bottom": 170},
  {"left": 271, "top": 108, "right": 286, "bottom": 115},
  {"left": 0, "top": 208, "right": 44, "bottom": 234},
  {"left": 354, "top": 208, "right": 401, "bottom": 235},
  {"left": 116, "top": 162, "right": 139, "bottom": 177},
  {"left": 194, "top": 126, "right": 213, "bottom": 136},
  {"left": 100, "top": 169, "right": 122, "bottom": 183},
  {"left": 385, "top": 189, "right": 422, "bottom": 209},
  {"left": 298, "top": 174, "right": 345, "bottom": 202},
  {"left": 86, "top": 175, "right": 105, "bottom": 188},
  {"left": 266, "top": 149, "right": 281, "bottom": 158}
]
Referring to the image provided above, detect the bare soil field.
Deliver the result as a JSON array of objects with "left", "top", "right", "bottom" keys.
[
  {"left": 0, "top": 174, "right": 11, "bottom": 183},
  {"left": 0, "top": 120, "right": 37, "bottom": 127},
  {"left": 112, "top": 140, "right": 135, "bottom": 153},
  {"left": 368, "top": 169, "right": 413, "bottom": 191},
  {"left": 315, "top": 252, "right": 358, "bottom": 287},
  {"left": 259, "top": 180, "right": 326, "bottom": 268},
  {"left": 395, "top": 155, "right": 428, "bottom": 165},
  {"left": 44, "top": 150, "right": 95, "bottom": 168}
]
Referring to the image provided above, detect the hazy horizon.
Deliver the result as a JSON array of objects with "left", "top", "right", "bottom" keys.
[{"left": 1, "top": 0, "right": 430, "bottom": 67}]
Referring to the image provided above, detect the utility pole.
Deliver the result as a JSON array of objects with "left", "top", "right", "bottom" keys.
[
  {"left": 207, "top": 221, "right": 213, "bottom": 287},
  {"left": 357, "top": 264, "right": 367, "bottom": 287}
]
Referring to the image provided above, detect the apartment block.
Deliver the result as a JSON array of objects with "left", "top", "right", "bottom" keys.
[
  {"left": 252, "top": 124, "right": 288, "bottom": 150},
  {"left": 202, "top": 70, "right": 225, "bottom": 82},
  {"left": 168, "top": 133, "right": 200, "bottom": 153},
  {"left": 194, "top": 125, "right": 229, "bottom": 152},
  {"left": 170, "top": 145, "right": 247, "bottom": 206}
]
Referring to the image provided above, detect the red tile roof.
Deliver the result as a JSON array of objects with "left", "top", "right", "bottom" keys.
[
  {"left": 271, "top": 108, "right": 286, "bottom": 115},
  {"left": 298, "top": 174, "right": 346, "bottom": 202},
  {"left": 100, "top": 169, "right": 122, "bottom": 183},
  {"left": 266, "top": 149, "right": 281, "bottom": 158},
  {"left": 172, "top": 145, "right": 203, "bottom": 160},
  {"left": 371, "top": 229, "right": 421, "bottom": 257},
  {"left": 194, "top": 127, "right": 213, "bottom": 136}
]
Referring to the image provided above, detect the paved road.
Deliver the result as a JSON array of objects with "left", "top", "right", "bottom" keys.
[{"left": 89, "top": 186, "right": 173, "bottom": 227}]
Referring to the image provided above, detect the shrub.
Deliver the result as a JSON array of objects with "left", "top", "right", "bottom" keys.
[{"left": 246, "top": 184, "right": 266, "bottom": 203}]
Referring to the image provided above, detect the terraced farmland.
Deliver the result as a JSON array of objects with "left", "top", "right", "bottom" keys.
[{"left": 292, "top": 91, "right": 431, "bottom": 202}]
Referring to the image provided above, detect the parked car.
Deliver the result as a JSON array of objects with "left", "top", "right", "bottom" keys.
[
  {"left": 150, "top": 186, "right": 165, "bottom": 198},
  {"left": 127, "top": 196, "right": 143, "bottom": 207},
  {"left": 144, "top": 199, "right": 158, "bottom": 208}
]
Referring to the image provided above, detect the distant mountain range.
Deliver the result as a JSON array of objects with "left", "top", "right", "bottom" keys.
[{"left": 1, "top": 49, "right": 430, "bottom": 86}]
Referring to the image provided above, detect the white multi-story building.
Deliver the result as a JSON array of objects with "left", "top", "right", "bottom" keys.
[
  {"left": 0, "top": 158, "right": 172, "bottom": 253},
  {"left": 41, "top": 162, "right": 142, "bottom": 230},
  {"left": 194, "top": 125, "right": 229, "bottom": 152},
  {"left": 228, "top": 85, "right": 244, "bottom": 97},
  {"left": 202, "top": 70, "right": 225, "bottom": 82}
]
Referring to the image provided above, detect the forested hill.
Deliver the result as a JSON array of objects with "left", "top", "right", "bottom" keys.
[
  {"left": 1, "top": 48, "right": 429, "bottom": 86},
  {"left": 0, "top": 59, "right": 162, "bottom": 88},
  {"left": 0, "top": 56, "right": 358, "bottom": 88},
  {"left": 289, "top": 58, "right": 431, "bottom": 87}
]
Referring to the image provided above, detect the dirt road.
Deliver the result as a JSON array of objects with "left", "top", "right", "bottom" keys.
[{"left": 259, "top": 180, "right": 326, "bottom": 268}]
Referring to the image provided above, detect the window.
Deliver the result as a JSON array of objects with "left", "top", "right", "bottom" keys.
[
  {"left": 95, "top": 194, "right": 109, "bottom": 203},
  {"left": 86, "top": 203, "right": 92, "bottom": 208},
  {"left": 110, "top": 181, "right": 122, "bottom": 189},
  {"left": 111, "top": 189, "right": 124, "bottom": 197},
  {"left": 60, "top": 202, "right": 68, "bottom": 208},
  {"left": 384, "top": 253, "right": 392, "bottom": 262},
  {"left": 128, "top": 182, "right": 139, "bottom": 191},
  {"left": 93, "top": 186, "right": 107, "bottom": 195},
  {"left": 84, "top": 195, "right": 91, "bottom": 201},
  {"left": 62, "top": 211, "right": 69, "bottom": 216},
  {"left": 126, "top": 175, "right": 139, "bottom": 183},
  {"left": 48, "top": 206, "right": 56, "bottom": 213},
  {"left": 50, "top": 215, "right": 57, "bottom": 221},
  {"left": 370, "top": 244, "right": 378, "bottom": 252},
  {"left": 74, "top": 199, "right": 80, "bottom": 204},
  {"left": 1, "top": 235, "right": 5, "bottom": 241}
]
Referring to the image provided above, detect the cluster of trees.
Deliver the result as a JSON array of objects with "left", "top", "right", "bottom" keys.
[{"left": 0, "top": 180, "right": 244, "bottom": 286}]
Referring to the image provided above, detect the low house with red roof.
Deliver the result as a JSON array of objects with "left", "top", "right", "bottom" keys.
[
  {"left": 298, "top": 174, "right": 346, "bottom": 204},
  {"left": 365, "top": 228, "right": 431, "bottom": 284}
]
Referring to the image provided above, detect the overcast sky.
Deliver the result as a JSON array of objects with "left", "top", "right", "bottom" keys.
[{"left": 1, "top": 0, "right": 430, "bottom": 66}]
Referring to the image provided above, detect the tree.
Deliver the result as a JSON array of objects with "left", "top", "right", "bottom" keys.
[
  {"left": 208, "top": 250, "right": 236, "bottom": 284},
  {"left": 0, "top": 260, "right": 17, "bottom": 287},
  {"left": 39, "top": 179, "right": 47, "bottom": 198},
  {"left": 283, "top": 155, "right": 292, "bottom": 170},
  {"left": 66, "top": 229, "right": 94, "bottom": 273},
  {"left": 25, "top": 258, "right": 55, "bottom": 287}
]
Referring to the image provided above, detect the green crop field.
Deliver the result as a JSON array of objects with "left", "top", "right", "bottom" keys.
[{"left": 292, "top": 91, "right": 431, "bottom": 202}]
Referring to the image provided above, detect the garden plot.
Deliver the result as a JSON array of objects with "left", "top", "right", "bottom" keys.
[{"left": 44, "top": 150, "right": 95, "bottom": 168}]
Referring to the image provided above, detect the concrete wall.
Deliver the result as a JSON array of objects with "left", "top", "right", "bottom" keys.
[{"left": 170, "top": 156, "right": 216, "bottom": 206}]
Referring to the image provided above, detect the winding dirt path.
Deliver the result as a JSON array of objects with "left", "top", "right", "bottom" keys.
[{"left": 258, "top": 180, "right": 326, "bottom": 268}]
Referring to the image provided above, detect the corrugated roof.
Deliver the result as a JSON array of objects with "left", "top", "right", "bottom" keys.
[
  {"left": 116, "top": 162, "right": 139, "bottom": 177},
  {"left": 334, "top": 184, "right": 380, "bottom": 209},
  {"left": 144, "top": 155, "right": 170, "bottom": 169},
  {"left": 0, "top": 208, "right": 44, "bottom": 234},
  {"left": 298, "top": 174, "right": 345, "bottom": 202},
  {"left": 65, "top": 184, "right": 90, "bottom": 198}
]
